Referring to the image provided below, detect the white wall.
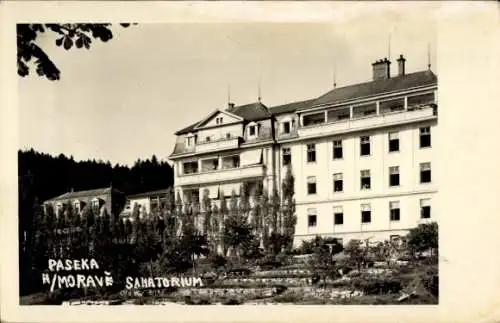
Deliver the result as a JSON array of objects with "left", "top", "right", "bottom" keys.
[{"left": 282, "top": 120, "right": 437, "bottom": 244}]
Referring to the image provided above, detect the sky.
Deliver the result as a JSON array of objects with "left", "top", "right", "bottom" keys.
[{"left": 18, "top": 7, "right": 437, "bottom": 167}]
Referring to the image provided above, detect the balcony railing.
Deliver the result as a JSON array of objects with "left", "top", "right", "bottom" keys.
[
  {"left": 297, "top": 104, "right": 436, "bottom": 139},
  {"left": 195, "top": 137, "right": 240, "bottom": 154},
  {"left": 177, "top": 164, "right": 266, "bottom": 186}
]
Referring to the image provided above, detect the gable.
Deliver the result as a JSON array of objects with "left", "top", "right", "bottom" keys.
[{"left": 194, "top": 109, "right": 243, "bottom": 129}]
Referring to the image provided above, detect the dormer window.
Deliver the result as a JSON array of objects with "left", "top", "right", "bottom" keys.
[
  {"left": 73, "top": 201, "right": 81, "bottom": 214},
  {"left": 92, "top": 199, "right": 101, "bottom": 215},
  {"left": 56, "top": 203, "right": 64, "bottom": 215},
  {"left": 283, "top": 121, "right": 291, "bottom": 134},
  {"left": 186, "top": 133, "right": 195, "bottom": 147},
  {"left": 248, "top": 122, "right": 258, "bottom": 138}
]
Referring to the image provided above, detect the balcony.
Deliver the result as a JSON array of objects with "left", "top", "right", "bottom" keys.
[
  {"left": 195, "top": 137, "right": 240, "bottom": 154},
  {"left": 176, "top": 164, "right": 266, "bottom": 186},
  {"left": 297, "top": 104, "right": 436, "bottom": 139}
]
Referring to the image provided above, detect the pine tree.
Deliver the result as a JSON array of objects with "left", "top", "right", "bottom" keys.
[
  {"left": 175, "top": 191, "right": 183, "bottom": 237},
  {"left": 202, "top": 188, "right": 211, "bottom": 237},
  {"left": 261, "top": 189, "right": 270, "bottom": 250},
  {"left": 282, "top": 167, "right": 297, "bottom": 251},
  {"left": 211, "top": 204, "right": 220, "bottom": 254},
  {"left": 219, "top": 190, "right": 229, "bottom": 255}
]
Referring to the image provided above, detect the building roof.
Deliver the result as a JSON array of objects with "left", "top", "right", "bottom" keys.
[
  {"left": 45, "top": 187, "right": 123, "bottom": 203},
  {"left": 175, "top": 102, "right": 271, "bottom": 135},
  {"left": 174, "top": 121, "right": 199, "bottom": 135},
  {"left": 127, "top": 188, "right": 171, "bottom": 199},
  {"left": 174, "top": 70, "right": 438, "bottom": 136},
  {"left": 269, "top": 99, "right": 315, "bottom": 115},
  {"left": 229, "top": 101, "right": 272, "bottom": 121},
  {"left": 302, "top": 70, "right": 437, "bottom": 111}
]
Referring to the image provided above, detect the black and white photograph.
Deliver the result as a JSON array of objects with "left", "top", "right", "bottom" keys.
[
  {"left": 17, "top": 7, "right": 440, "bottom": 306},
  {"left": 2, "top": 1, "right": 500, "bottom": 320}
]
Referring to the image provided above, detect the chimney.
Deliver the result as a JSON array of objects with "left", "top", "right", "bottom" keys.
[
  {"left": 397, "top": 54, "right": 406, "bottom": 76},
  {"left": 227, "top": 102, "right": 235, "bottom": 111},
  {"left": 371, "top": 57, "right": 391, "bottom": 80}
]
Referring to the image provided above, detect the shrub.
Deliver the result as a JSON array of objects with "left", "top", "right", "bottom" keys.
[
  {"left": 222, "top": 297, "right": 243, "bottom": 305},
  {"left": 209, "top": 254, "right": 228, "bottom": 269},
  {"left": 406, "top": 222, "right": 438, "bottom": 258}
]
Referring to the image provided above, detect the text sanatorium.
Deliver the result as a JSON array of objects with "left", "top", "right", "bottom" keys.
[{"left": 125, "top": 276, "right": 204, "bottom": 289}]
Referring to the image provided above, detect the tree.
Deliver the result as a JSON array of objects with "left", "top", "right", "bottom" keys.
[
  {"left": 281, "top": 167, "right": 297, "bottom": 251},
  {"left": 344, "top": 239, "right": 368, "bottom": 271},
  {"left": 202, "top": 189, "right": 212, "bottom": 238},
  {"left": 223, "top": 192, "right": 253, "bottom": 261},
  {"left": 309, "top": 236, "right": 344, "bottom": 287},
  {"left": 219, "top": 190, "right": 229, "bottom": 255},
  {"left": 406, "top": 222, "right": 438, "bottom": 259},
  {"left": 371, "top": 240, "right": 394, "bottom": 267},
  {"left": 17, "top": 23, "right": 135, "bottom": 81},
  {"left": 180, "top": 229, "right": 209, "bottom": 273},
  {"left": 260, "top": 189, "right": 270, "bottom": 249}
]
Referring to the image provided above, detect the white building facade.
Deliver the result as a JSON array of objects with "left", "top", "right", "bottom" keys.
[{"left": 169, "top": 55, "right": 438, "bottom": 246}]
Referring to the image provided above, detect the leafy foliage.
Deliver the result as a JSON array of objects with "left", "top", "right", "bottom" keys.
[
  {"left": 308, "top": 236, "right": 344, "bottom": 286},
  {"left": 406, "top": 222, "right": 438, "bottom": 257},
  {"left": 17, "top": 23, "right": 135, "bottom": 81}
]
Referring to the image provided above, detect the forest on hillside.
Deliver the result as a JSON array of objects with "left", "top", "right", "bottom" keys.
[{"left": 18, "top": 148, "right": 174, "bottom": 203}]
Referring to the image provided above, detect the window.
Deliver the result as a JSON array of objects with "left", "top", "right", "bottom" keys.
[
  {"left": 186, "top": 136, "right": 194, "bottom": 147},
  {"left": 420, "top": 127, "right": 431, "bottom": 148},
  {"left": 390, "top": 201, "right": 400, "bottom": 221},
  {"left": 361, "top": 204, "right": 371, "bottom": 223},
  {"left": 73, "top": 201, "right": 80, "bottom": 214},
  {"left": 308, "top": 209, "right": 317, "bottom": 227},
  {"left": 216, "top": 117, "right": 223, "bottom": 124},
  {"left": 333, "top": 173, "right": 343, "bottom": 192},
  {"left": 334, "top": 206, "right": 343, "bottom": 225},
  {"left": 201, "top": 158, "right": 219, "bottom": 171},
  {"left": 283, "top": 121, "right": 291, "bottom": 134},
  {"left": 249, "top": 125, "right": 256, "bottom": 136},
  {"left": 333, "top": 140, "right": 343, "bottom": 159},
  {"left": 420, "top": 199, "right": 431, "bottom": 219},
  {"left": 360, "top": 136, "right": 371, "bottom": 156},
  {"left": 183, "top": 161, "right": 199, "bottom": 174},
  {"left": 92, "top": 200, "right": 100, "bottom": 214},
  {"left": 226, "top": 133, "right": 231, "bottom": 139},
  {"left": 389, "top": 166, "right": 400, "bottom": 187},
  {"left": 307, "top": 176, "right": 317, "bottom": 195},
  {"left": 205, "top": 136, "right": 211, "bottom": 142},
  {"left": 388, "top": 131, "right": 399, "bottom": 152},
  {"left": 232, "top": 155, "right": 240, "bottom": 168},
  {"left": 420, "top": 162, "right": 432, "bottom": 183},
  {"left": 282, "top": 148, "right": 291, "bottom": 165},
  {"left": 361, "top": 169, "right": 371, "bottom": 190},
  {"left": 307, "top": 144, "right": 316, "bottom": 163}
]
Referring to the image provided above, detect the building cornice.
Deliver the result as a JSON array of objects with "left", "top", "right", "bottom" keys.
[
  {"left": 277, "top": 114, "right": 437, "bottom": 145},
  {"left": 295, "top": 188, "right": 437, "bottom": 206},
  {"left": 169, "top": 140, "right": 275, "bottom": 161}
]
